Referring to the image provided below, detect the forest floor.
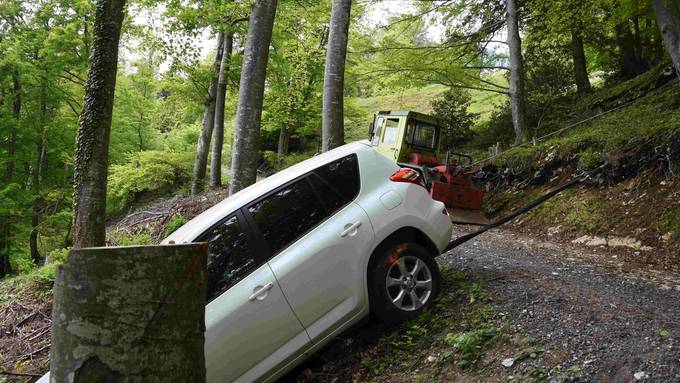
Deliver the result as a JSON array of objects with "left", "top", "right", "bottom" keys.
[{"left": 285, "top": 226, "right": 680, "bottom": 383}]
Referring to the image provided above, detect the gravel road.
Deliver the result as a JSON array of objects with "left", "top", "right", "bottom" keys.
[{"left": 440, "top": 227, "right": 680, "bottom": 382}]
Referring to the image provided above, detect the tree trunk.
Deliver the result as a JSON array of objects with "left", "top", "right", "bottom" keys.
[
  {"left": 0, "top": 75, "right": 20, "bottom": 277},
  {"left": 277, "top": 124, "right": 290, "bottom": 164},
  {"left": 571, "top": 29, "right": 591, "bottom": 93},
  {"left": 50, "top": 244, "right": 207, "bottom": 382},
  {"left": 228, "top": 0, "right": 278, "bottom": 195},
  {"left": 192, "top": 33, "right": 224, "bottom": 195},
  {"left": 506, "top": 0, "right": 527, "bottom": 144},
  {"left": 30, "top": 94, "right": 48, "bottom": 265},
  {"left": 210, "top": 32, "right": 234, "bottom": 188},
  {"left": 321, "top": 0, "right": 351, "bottom": 152},
  {"left": 616, "top": 21, "right": 645, "bottom": 79},
  {"left": 30, "top": 138, "right": 46, "bottom": 265},
  {"left": 72, "top": 0, "right": 126, "bottom": 249},
  {"left": 653, "top": 0, "right": 680, "bottom": 76},
  {"left": 6, "top": 75, "right": 19, "bottom": 182}
]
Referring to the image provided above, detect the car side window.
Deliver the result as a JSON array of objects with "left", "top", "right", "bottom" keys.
[
  {"left": 198, "top": 215, "right": 256, "bottom": 301},
  {"left": 314, "top": 154, "right": 360, "bottom": 205},
  {"left": 248, "top": 178, "right": 327, "bottom": 255}
]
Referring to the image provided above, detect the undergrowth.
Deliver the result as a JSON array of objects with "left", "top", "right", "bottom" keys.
[{"left": 356, "top": 267, "right": 509, "bottom": 381}]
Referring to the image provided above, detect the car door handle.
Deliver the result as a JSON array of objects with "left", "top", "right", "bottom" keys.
[
  {"left": 248, "top": 282, "right": 274, "bottom": 301},
  {"left": 341, "top": 221, "right": 362, "bottom": 238}
]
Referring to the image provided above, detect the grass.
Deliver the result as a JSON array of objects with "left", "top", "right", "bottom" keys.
[
  {"left": 347, "top": 267, "right": 510, "bottom": 381},
  {"left": 488, "top": 70, "right": 680, "bottom": 172}
]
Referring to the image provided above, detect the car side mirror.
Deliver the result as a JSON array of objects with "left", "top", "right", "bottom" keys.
[{"left": 368, "top": 122, "right": 374, "bottom": 141}]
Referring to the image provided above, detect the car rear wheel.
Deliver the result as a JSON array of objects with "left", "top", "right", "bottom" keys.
[{"left": 369, "top": 243, "right": 441, "bottom": 324}]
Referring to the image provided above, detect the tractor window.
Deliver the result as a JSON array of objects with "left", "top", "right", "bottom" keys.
[
  {"left": 409, "top": 120, "right": 438, "bottom": 149},
  {"left": 371, "top": 116, "right": 384, "bottom": 145},
  {"left": 382, "top": 118, "right": 400, "bottom": 145}
]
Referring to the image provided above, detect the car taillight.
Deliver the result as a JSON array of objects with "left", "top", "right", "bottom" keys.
[{"left": 390, "top": 168, "right": 425, "bottom": 188}]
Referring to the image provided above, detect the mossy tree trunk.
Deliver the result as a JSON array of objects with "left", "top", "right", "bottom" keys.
[
  {"left": 228, "top": 0, "right": 278, "bottom": 195},
  {"left": 321, "top": 0, "right": 351, "bottom": 152},
  {"left": 50, "top": 244, "right": 208, "bottom": 382},
  {"left": 72, "top": 0, "right": 126, "bottom": 249}
]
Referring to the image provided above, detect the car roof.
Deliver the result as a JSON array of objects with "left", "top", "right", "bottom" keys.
[{"left": 162, "top": 141, "right": 373, "bottom": 244}]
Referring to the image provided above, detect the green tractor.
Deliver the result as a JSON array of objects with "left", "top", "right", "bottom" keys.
[{"left": 369, "top": 110, "right": 488, "bottom": 225}]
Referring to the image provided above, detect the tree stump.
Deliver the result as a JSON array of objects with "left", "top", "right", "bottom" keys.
[{"left": 49, "top": 244, "right": 208, "bottom": 383}]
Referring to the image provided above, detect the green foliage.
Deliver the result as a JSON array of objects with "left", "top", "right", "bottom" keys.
[
  {"left": 261, "top": 150, "right": 316, "bottom": 172},
  {"left": 165, "top": 214, "right": 189, "bottom": 236},
  {"left": 443, "top": 325, "right": 500, "bottom": 369},
  {"left": 115, "top": 232, "right": 153, "bottom": 246},
  {"left": 107, "top": 151, "right": 194, "bottom": 216},
  {"left": 431, "top": 89, "right": 478, "bottom": 148}
]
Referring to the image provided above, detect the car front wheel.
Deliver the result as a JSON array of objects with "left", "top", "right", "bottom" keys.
[{"left": 369, "top": 243, "right": 441, "bottom": 324}]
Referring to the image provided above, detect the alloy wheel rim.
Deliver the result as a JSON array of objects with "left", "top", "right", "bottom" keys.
[{"left": 385, "top": 255, "right": 433, "bottom": 311}]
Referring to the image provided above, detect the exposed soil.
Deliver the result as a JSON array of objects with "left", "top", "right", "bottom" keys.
[{"left": 285, "top": 226, "right": 680, "bottom": 382}]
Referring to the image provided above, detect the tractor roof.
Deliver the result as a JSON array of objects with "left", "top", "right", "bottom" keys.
[{"left": 376, "top": 110, "right": 442, "bottom": 126}]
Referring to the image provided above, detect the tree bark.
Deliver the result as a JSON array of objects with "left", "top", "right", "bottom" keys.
[
  {"left": 192, "top": 33, "right": 224, "bottom": 195},
  {"left": 228, "top": 0, "right": 278, "bottom": 195},
  {"left": 210, "top": 32, "right": 234, "bottom": 188},
  {"left": 277, "top": 124, "right": 290, "bottom": 164},
  {"left": 72, "top": 0, "right": 126, "bottom": 249},
  {"left": 30, "top": 92, "right": 48, "bottom": 265},
  {"left": 506, "top": 0, "right": 527, "bottom": 144},
  {"left": 6, "top": 75, "right": 19, "bottom": 182},
  {"left": 653, "top": 0, "right": 680, "bottom": 76},
  {"left": 321, "top": 0, "right": 351, "bottom": 152},
  {"left": 571, "top": 29, "right": 591, "bottom": 93},
  {"left": 30, "top": 136, "right": 46, "bottom": 265},
  {"left": 50, "top": 244, "right": 207, "bottom": 382},
  {"left": 0, "top": 75, "right": 20, "bottom": 277},
  {"left": 616, "top": 21, "right": 645, "bottom": 79}
]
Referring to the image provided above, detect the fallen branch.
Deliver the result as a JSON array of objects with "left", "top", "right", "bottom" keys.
[
  {"left": 16, "top": 344, "right": 50, "bottom": 361},
  {"left": 1, "top": 370, "right": 42, "bottom": 378}
]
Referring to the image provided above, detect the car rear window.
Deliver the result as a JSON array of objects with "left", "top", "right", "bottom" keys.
[
  {"left": 248, "top": 178, "right": 327, "bottom": 255},
  {"left": 314, "top": 154, "right": 360, "bottom": 205}
]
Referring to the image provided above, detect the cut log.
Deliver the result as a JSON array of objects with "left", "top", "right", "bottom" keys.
[{"left": 49, "top": 244, "right": 207, "bottom": 383}]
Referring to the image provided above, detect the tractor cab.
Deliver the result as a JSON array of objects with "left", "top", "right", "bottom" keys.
[
  {"left": 369, "top": 110, "right": 489, "bottom": 225},
  {"left": 369, "top": 111, "right": 442, "bottom": 163}
]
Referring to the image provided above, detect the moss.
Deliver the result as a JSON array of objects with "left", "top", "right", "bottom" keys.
[
  {"left": 480, "top": 69, "right": 679, "bottom": 174},
  {"left": 114, "top": 232, "right": 152, "bottom": 246},
  {"left": 521, "top": 188, "right": 607, "bottom": 234},
  {"left": 576, "top": 148, "right": 606, "bottom": 170},
  {"left": 659, "top": 207, "right": 680, "bottom": 241}
]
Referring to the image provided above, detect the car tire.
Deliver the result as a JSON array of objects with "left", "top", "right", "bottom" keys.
[{"left": 368, "top": 243, "right": 441, "bottom": 324}]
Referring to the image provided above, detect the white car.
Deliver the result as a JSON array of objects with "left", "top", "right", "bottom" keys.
[{"left": 39, "top": 141, "right": 452, "bottom": 383}]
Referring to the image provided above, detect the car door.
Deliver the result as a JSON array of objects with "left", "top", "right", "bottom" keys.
[
  {"left": 198, "top": 211, "right": 310, "bottom": 383},
  {"left": 252, "top": 155, "right": 375, "bottom": 342}
]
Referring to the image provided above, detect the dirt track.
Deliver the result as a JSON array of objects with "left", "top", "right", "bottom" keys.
[
  {"left": 439, "top": 227, "right": 680, "bottom": 382},
  {"left": 287, "top": 227, "right": 680, "bottom": 382}
]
